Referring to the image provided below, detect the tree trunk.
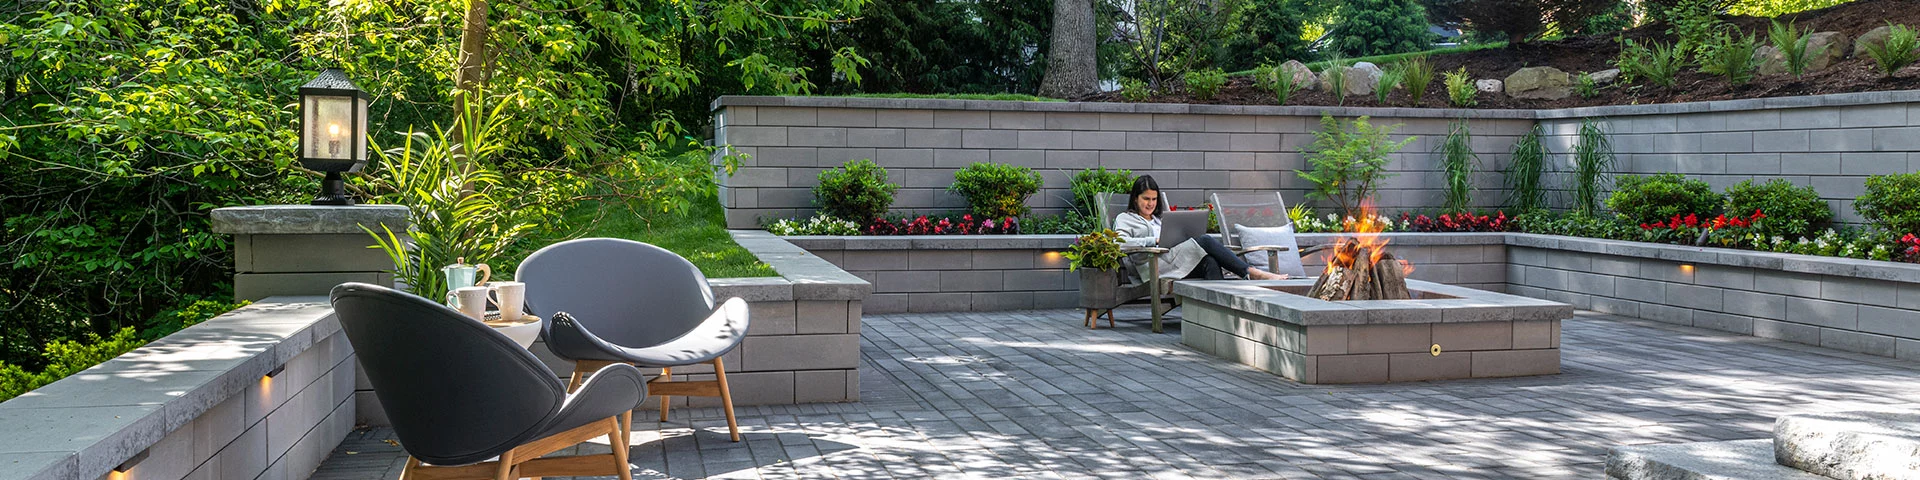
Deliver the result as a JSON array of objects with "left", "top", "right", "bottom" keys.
[
  {"left": 452, "top": 0, "right": 490, "bottom": 163},
  {"left": 1038, "top": 0, "right": 1097, "bottom": 99}
]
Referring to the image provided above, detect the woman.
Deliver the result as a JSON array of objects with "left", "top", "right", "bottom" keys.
[{"left": 1112, "top": 176, "right": 1289, "bottom": 282}]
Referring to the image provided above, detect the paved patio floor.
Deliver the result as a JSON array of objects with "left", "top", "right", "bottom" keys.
[{"left": 313, "top": 308, "right": 1920, "bottom": 479}]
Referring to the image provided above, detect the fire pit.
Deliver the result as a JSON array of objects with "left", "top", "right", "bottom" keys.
[{"left": 1169, "top": 209, "right": 1572, "bottom": 384}]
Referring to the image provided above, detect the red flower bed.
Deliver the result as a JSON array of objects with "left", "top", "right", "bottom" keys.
[
  {"left": 863, "top": 214, "right": 1020, "bottom": 235},
  {"left": 1402, "top": 212, "right": 1509, "bottom": 232}
]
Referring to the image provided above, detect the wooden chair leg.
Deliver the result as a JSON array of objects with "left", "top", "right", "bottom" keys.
[
  {"left": 1105, "top": 309, "right": 1115, "bottom": 328},
  {"left": 714, "top": 357, "right": 741, "bottom": 442},
  {"left": 657, "top": 367, "right": 671, "bottom": 422},
  {"left": 566, "top": 366, "right": 586, "bottom": 393},
  {"left": 1084, "top": 309, "right": 1096, "bottom": 329},
  {"left": 401, "top": 457, "right": 420, "bottom": 480},
  {"left": 619, "top": 410, "right": 632, "bottom": 445},
  {"left": 493, "top": 450, "right": 515, "bottom": 480},
  {"left": 607, "top": 417, "right": 632, "bottom": 480}
]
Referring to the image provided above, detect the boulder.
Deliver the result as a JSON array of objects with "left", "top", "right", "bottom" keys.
[
  {"left": 1351, "top": 62, "right": 1386, "bottom": 84},
  {"left": 1756, "top": 45, "right": 1789, "bottom": 76},
  {"left": 1475, "top": 79, "right": 1503, "bottom": 93},
  {"left": 1587, "top": 68, "right": 1621, "bottom": 85},
  {"left": 1279, "top": 60, "right": 1318, "bottom": 90},
  {"left": 1504, "top": 66, "right": 1572, "bottom": 100},
  {"left": 1805, "top": 31, "right": 1848, "bottom": 71},
  {"left": 1343, "top": 66, "right": 1379, "bottom": 96},
  {"left": 1854, "top": 25, "right": 1890, "bottom": 58}
]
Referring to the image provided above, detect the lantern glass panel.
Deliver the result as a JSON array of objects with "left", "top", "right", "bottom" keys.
[{"left": 304, "top": 95, "right": 355, "bottom": 161}]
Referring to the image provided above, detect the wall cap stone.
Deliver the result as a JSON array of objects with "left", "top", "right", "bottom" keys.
[
  {"left": 715, "top": 89, "right": 1920, "bottom": 120},
  {"left": 213, "top": 205, "right": 410, "bottom": 235},
  {"left": 726, "top": 231, "right": 872, "bottom": 300},
  {"left": 0, "top": 297, "right": 335, "bottom": 480}
]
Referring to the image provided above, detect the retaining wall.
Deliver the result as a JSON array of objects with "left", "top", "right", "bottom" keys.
[
  {"left": 712, "top": 90, "right": 1920, "bottom": 228},
  {"left": 0, "top": 299, "right": 353, "bottom": 480}
]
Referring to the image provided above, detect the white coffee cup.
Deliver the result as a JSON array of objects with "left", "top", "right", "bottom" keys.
[
  {"left": 446, "top": 286, "right": 490, "bottom": 320},
  {"left": 486, "top": 281, "right": 527, "bottom": 321}
]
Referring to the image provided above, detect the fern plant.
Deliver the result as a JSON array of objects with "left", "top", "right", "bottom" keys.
[
  {"left": 1444, "top": 67, "right": 1476, "bottom": 107},
  {"left": 1624, "top": 40, "right": 1687, "bottom": 88},
  {"left": 1439, "top": 118, "right": 1479, "bottom": 212},
  {"left": 1506, "top": 123, "right": 1548, "bottom": 212},
  {"left": 1865, "top": 23, "right": 1920, "bottom": 77},
  {"left": 1699, "top": 32, "right": 1760, "bottom": 85},
  {"left": 1573, "top": 118, "right": 1617, "bottom": 216},
  {"left": 1296, "top": 115, "right": 1415, "bottom": 218},
  {"left": 1767, "top": 20, "right": 1817, "bottom": 77}
]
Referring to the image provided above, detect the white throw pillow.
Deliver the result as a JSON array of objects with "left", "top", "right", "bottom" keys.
[{"left": 1234, "top": 224, "right": 1305, "bottom": 277}]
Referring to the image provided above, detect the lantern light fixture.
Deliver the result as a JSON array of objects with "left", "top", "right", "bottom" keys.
[{"left": 297, "top": 68, "right": 370, "bottom": 205}]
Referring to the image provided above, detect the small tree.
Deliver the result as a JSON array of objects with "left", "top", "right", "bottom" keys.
[
  {"left": 1297, "top": 115, "right": 1416, "bottom": 218},
  {"left": 1333, "top": 0, "right": 1435, "bottom": 57},
  {"left": 1220, "top": 0, "right": 1310, "bottom": 71}
]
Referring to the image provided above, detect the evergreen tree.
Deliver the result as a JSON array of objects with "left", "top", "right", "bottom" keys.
[
  {"left": 828, "top": 0, "right": 1053, "bottom": 94},
  {"left": 1221, "top": 0, "right": 1312, "bottom": 71},
  {"left": 1333, "top": 0, "right": 1435, "bottom": 57},
  {"left": 1422, "top": 0, "right": 1621, "bottom": 42}
]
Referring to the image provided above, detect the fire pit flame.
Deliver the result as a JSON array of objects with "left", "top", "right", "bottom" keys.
[{"left": 1307, "top": 202, "right": 1415, "bottom": 301}]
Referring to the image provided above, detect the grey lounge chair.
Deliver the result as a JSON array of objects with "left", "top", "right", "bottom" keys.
[
  {"left": 329, "top": 282, "right": 644, "bottom": 480},
  {"left": 1092, "top": 192, "right": 1222, "bottom": 333},
  {"left": 518, "top": 238, "right": 750, "bottom": 442},
  {"left": 1212, "top": 192, "right": 1326, "bottom": 276}
]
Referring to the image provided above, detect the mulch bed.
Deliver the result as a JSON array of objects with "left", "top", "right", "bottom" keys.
[{"left": 1075, "top": 0, "right": 1920, "bottom": 109}]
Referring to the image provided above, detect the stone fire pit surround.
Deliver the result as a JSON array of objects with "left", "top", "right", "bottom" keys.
[{"left": 1174, "top": 278, "right": 1574, "bottom": 384}]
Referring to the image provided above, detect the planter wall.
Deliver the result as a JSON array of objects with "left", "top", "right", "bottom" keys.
[{"left": 712, "top": 90, "right": 1920, "bottom": 229}]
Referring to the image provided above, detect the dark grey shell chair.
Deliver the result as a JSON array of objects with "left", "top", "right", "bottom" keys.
[
  {"left": 518, "top": 238, "right": 751, "bottom": 442},
  {"left": 328, "top": 282, "right": 645, "bottom": 480}
]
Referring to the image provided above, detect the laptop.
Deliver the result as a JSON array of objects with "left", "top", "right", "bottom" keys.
[{"left": 1157, "top": 210, "right": 1211, "bottom": 248}]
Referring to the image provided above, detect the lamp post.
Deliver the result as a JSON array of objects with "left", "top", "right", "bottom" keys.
[{"left": 298, "top": 68, "right": 370, "bottom": 205}]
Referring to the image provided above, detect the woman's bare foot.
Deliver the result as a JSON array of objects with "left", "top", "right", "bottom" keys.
[{"left": 1247, "top": 268, "right": 1290, "bottom": 280}]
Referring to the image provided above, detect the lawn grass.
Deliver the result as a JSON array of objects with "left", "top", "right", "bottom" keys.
[
  {"left": 531, "top": 195, "right": 778, "bottom": 278},
  {"left": 1227, "top": 43, "right": 1511, "bottom": 76},
  {"left": 826, "top": 92, "right": 1064, "bottom": 102}
]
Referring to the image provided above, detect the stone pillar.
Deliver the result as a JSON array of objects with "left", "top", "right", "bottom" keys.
[{"left": 211, "top": 205, "right": 409, "bottom": 301}]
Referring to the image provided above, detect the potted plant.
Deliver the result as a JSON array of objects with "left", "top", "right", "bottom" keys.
[{"left": 1066, "top": 229, "right": 1128, "bottom": 328}]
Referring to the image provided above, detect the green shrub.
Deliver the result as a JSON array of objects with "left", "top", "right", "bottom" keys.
[
  {"left": 1184, "top": 68, "right": 1227, "bottom": 100},
  {"left": 1865, "top": 23, "right": 1920, "bottom": 77},
  {"left": 1699, "top": 32, "right": 1759, "bottom": 85},
  {"left": 950, "top": 163, "right": 1043, "bottom": 219},
  {"left": 1767, "top": 20, "right": 1818, "bottom": 77},
  {"left": 1444, "top": 67, "right": 1475, "bottom": 107},
  {"left": 1070, "top": 168, "right": 1134, "bottom": 216},
  {"left": 1, "top": 327, "right": 149, "bottom": 402},
  {"left": 1252, "top": 64, "right": 1300, "bottom": 104},
  {"left": 1297, "top": 115, "right": 1414, "bottom": 218},
  {"left": 1725, "top": 179, "right": 1830, "bottom": 239},
  {"left": 1400, "top": 56, "right": 1436, "bottom": 104},
  {"left": 1121, "top": 78, "right": 1153, "bottom": 101},
  {"left": 1064, "top": 229, "right": 1125, "bottom": 271},
  {"left": 1607, "top": 173, "right": 1724, "bottom": 225},
  {"left": 1623, "top": 40, "right": 1687, "bottom": 88},
  {"left": 813, "top": 159, "right": 898, "bottom": 222},
  {"left": 1662, "top": 0, "right": 1728, "bottom": 58},
  {"left": 1026, "top": 211, "right": 1099, "bottom": 235},
  {"left": 1576, "top": 72, "right": 1600, "bottom": 98},
  {"left": 1856, "top": 172, "right": 1920, "bottom": 235}
]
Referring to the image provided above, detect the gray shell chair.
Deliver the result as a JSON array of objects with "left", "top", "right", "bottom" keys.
[
  {"left": 518, "top": 238, "right": 750, "bottom": 442},
  {"left": 328, "top": 282, "right": 644, "bottom": 480}
]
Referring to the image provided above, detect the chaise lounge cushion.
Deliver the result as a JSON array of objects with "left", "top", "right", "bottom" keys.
[{"left": 1234, "top": 224, "right": 1306, "bottom": 277}]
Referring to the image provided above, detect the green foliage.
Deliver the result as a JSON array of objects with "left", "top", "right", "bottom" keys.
[
  {"left": 1070, "top": 168, "right": 1135, "bottom": 216},
  {"left": 1607, "top": 173, "right": 1725, "bottom": 225},
  {"left": 1439, "top": 119, "right": 1480, "bottom": 212},
  {"left": 1220, "top": 0, "right": 1311, "bottom": 71},
  {"left": 1577, "top": 73, "right": 1601, "bottom": 98},
  {"left": 1332, "top": 0, "right": 1436, "bottom": 57},
  {"left": 1064, "top": 230, "right": 1126, "bottom": 272},
  {"left": 814, "top": 159, "right": 898, "bottom": 222},
  {"left": 1185, "top": 68, "right": 1229, "bottom": 100},
  {"left": 1856, "top": 172, "right": 1920, "bottom": 235},
  {"left": 833, "top": 93, "right": 1064, "bottom": 102},
  {"left": 0, "top": 327, "right": 148, "bottom": 402},
  {"left": 1322, "top": 58, "right": 1352, "bottom": 106},
  {"left": 1768, "top": 20, "right": 1819, "bottom": 77},
  {"left": 1445, "top": 67, "right": 1477, "bottom": 107},
  {"left": 1661, "top": 0, "right": 1731, "bottom": 59},
  {"left": 1573, "top": 119, "right": 1616, "bottom": 216},
  {"left": 1506, "top": 124, "right": 1549, "bottom": 212},
  {"left": 949, "top": 163, "right": 1044, "bottom": 219},
  {"left": 143, "top": 298, "right": 252, "bottom": 338},
  {"left": 1422, "top": 0, "right": 1625, "bottom": 43},
  {"left": 1622, "top": 40, "right": 1689, "bottom": 88},
  {"left": 1026, "top": 212, "right": 1101, "bottom": 235},
  {"left": 1577, "top": 0, "right": 1637, "bottom": 35},
  {"left": 1120, "top": 0, "right": 1249, "bottom": 89},
  {"left": 1121, "top": 78, "right": 1154, "bottom": 101},
  {"left": 1729, "top": 0, "right": 1852, "bottom": 17},
  {"left": 1512, "top": 210, "right": 1638, "bottom": 239},
  {"left": 1375, "top": 67, "right": 1404, "bottom": 104},
  {"left": 1699, "top": 32, "right": 1760, "bottom": 85},
  {"left": 1297, "top": 115, "right": 1415, "bottom": 218},
  {"left": 1865, "top": 23, "right": 1920, "bottom": 77},
  {"left": 1253, "top": 64, "right": 1302, "bottom": 104},
  {"left": 830, "top": 0, "right": 1056, "bottom": 95},
  {"left": 531, "top": 196, "right": 775, "bottom": 279},
  {"left": 1400, "top": 57, "right": 1437, "bottom": 105},
  {"left": 1725, "top": 179, "right": 1831, "bottom": 238},
  {"left": 766, "top": 214, "right": 863, "bottom": 236}
]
